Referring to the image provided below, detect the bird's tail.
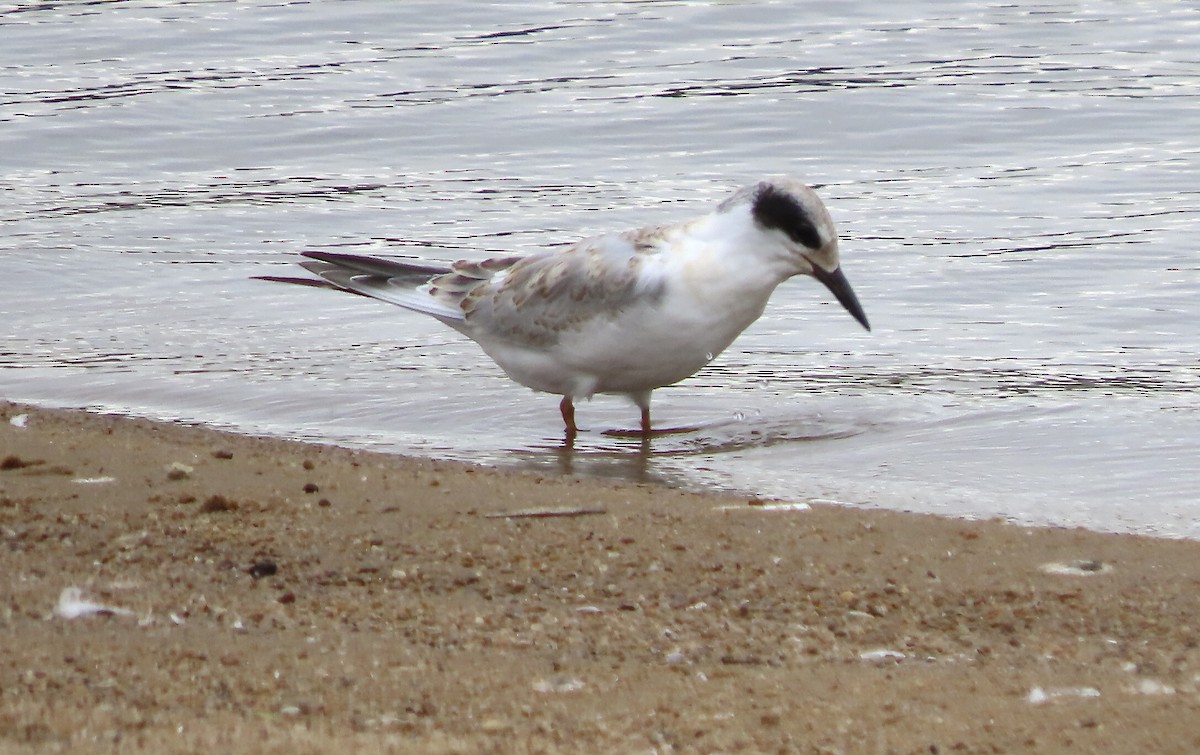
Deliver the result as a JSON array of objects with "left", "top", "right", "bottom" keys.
[{"left": 255, "top": 251, "right": 464, "bottom": 320}]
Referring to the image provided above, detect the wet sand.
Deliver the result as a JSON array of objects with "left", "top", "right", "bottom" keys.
[{"left": 2, "top": 400, "right": 1199, "bottom": 753}]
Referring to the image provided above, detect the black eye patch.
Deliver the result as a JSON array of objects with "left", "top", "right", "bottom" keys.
[{"left": 750, "top": 184, "right": 822, "bottom": 250}]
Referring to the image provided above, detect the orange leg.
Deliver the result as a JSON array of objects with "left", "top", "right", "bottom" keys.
[
  {"left": 640, "top": 405, "right": 651, "bottom": 437},
  {"left": 559, "top": 396, "right": 578, "bottom": 436}
]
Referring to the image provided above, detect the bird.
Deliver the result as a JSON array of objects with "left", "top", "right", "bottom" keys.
[{"left": 258, "top": 177, "right": 869, "bottom": 437}]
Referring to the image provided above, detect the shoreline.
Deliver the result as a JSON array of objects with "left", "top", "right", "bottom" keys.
[{"left": 3, "top": 400, "right": 1198, "bottom": 753}]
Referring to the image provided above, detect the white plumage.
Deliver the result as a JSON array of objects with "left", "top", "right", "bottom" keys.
[{"left": 262, "top": 177, "right": 869, "bottom": 436}]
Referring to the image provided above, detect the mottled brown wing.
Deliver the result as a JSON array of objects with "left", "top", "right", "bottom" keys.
[{"left": 457, "top": 231, "right": 668, "bottom": 347}]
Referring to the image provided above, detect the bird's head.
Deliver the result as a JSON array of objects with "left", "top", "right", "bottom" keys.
[{"left": 722, "top": 177, "right": 870, "bottom": 331}]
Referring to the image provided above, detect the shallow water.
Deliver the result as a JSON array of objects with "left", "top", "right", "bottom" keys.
[{"left": 3, "top": 1, "right": 1198, "bottom": 536}]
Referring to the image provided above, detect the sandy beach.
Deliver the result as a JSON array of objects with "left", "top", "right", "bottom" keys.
[{"left": 2, "top": 400, "right": 1198, "bottom": 753}]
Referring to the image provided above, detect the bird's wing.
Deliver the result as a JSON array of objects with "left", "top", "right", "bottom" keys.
[
  {"left": 295, "top": 251, "right": 467, "bottom": 321},
  {"left": 261, "top": 232, "right": 670, "bottom": 338},
  {"left": 459, "top": 229, "right": 670, "bottom": 347}
]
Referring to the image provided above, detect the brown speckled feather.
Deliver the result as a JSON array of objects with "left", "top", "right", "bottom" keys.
[{"left": 432, "top": 229, "right": 671, "bottom": 347}]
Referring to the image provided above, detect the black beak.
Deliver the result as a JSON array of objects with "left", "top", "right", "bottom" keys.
[{"left": 811, "top": 265, "right": 870, "bottom": 331}]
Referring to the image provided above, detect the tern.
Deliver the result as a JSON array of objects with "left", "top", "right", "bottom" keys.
[{"left": 259, "top": 177, "right": 869, "bottom": 437}]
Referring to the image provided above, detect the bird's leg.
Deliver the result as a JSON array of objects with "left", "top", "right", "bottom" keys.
[
  {"left": 633, "top": 390, "right": 653, "bottom": 437},
  {"left": 559, "top": 396, "right": 578, "bottom": 437},
  {"left": 601, "top": 391, "right": 656, "bottom": 438}
]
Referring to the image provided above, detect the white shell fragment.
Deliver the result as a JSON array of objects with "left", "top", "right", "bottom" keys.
[
  {"left": 1026, "top": 685, "right": 1101, "bottom": 704},
  {"left": 1130, "top": 679, "right": 1175, "bottom": 696},
  {"left": 54, "top": 587, "right": 134, "bottom": 619},
  {"left": 532, "top": 677, "right": 585, "bottom": 694},
  {"left": 166, "top": 462, "right": 194, "bottom": 480},
  {"left": 1039, "top": 560, "right": 1112, "bottom": 576}
]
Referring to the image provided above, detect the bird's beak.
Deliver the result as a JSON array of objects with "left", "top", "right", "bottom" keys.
[{"left": 811, "top": 265, "right": 870, "bottom": 331}]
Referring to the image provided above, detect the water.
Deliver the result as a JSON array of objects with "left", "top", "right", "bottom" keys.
[{"left": 2, "top": 1, "right": 1197, "bottom": 537}]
